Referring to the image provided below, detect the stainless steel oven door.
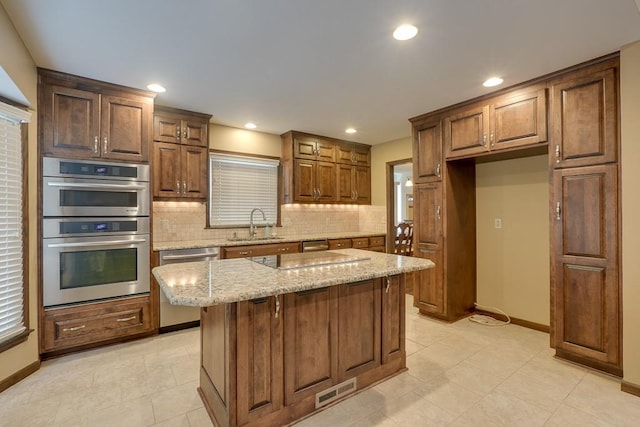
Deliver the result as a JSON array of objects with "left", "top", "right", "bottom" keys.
[
  {"left": 42, "top": 233, "right": 150, "bottom": 307},
  {"left": 43, "top": 177, "right": 150, "bottom": 217}
]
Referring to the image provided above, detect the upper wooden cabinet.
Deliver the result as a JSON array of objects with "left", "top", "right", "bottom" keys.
[
  {"left": 282, "top": 130, "right": 371, "bottom": 204},
  {"left": 152, "top": 106, "right": 211, "bottom": 200},
  {"left": 549, "top": 67, "right": 617, "bottom": 168},
  {"left": 39, "top": 69, "right": 154, "bottom": 163},
  {"left": 444, "top": 85, "right": 548, "bottom": 159},
  {"left": 413, "top": 119, "right": 443, "bottom": 184}
]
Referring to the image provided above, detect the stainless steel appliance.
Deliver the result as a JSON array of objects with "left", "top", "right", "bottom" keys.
[
  {"left": 42, "top": 157, "right": 150, "bottom": 217},
  {"left": 158, "top": 247, "right": 219, "bottom": 331},
  {"left": 42, "top": 217, "right": 150, "bottom": 307}
]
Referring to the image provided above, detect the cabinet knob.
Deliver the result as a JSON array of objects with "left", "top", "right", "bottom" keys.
[
  {"left": 274, "top": 295, "right": 280, "bottom": 319},
  {"left": 490, "top": 133, "right": 494, "bottom": 147},
  {"left": 183, "top": 181, "right": 187, "bottom": 195},
  {"left": 436, "top": 205, "right": 441, "bottom": 220},
  {"left": 103, "top": 136, "right": 108, "bottom": 153},
  {"left": 436, "top": 163, "right": 441, "bottom": 177},
  {"left": 555, "top": 202, "right": 561, "bottom": 221},
  {"left": 176, "top": 127, "right": 181, "bottom": 139},
  {"left": 176, "top": 181, "right": 181, "bottom": 195},
  {"left": 482, "top": 134, "right": 487, "bottom": 146},
  {"left": 555, "top": 145, "right": 561, "bottom": 162},
  {"left": 93, "top": 136, "right": 99, "bottom": 154}
]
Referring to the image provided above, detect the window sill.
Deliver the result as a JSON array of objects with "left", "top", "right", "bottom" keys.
[{"left": 0, "top": 329, "right": 33, "bottom": 354}]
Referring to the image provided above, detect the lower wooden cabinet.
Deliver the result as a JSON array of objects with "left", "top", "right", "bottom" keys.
[
  {"left": 381, "top": 275, "right": 405, "bottom": 364},
  {"left": 328, "top": 236, "right": 386, "bottom": 253},
  {"left": 41, "top": 296, "right": 153, "bottom": 354},
  {"left": 551, "top": 164, "right": 621, "bottom": 375},
  {"left": 221, "top": 242, "right": 301, "bottom": 259},
  {"left": 413, "top": 247, "right": 445, "bottom": 317}
]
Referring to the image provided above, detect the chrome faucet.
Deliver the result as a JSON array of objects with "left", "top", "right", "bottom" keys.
[{"left": 249, "top": 208, "right": 266, "bottom": 239}]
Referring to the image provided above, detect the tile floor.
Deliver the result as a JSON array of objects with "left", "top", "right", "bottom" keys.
[{"left": 2, "top": 297, "right": 640, "bottom": 426}]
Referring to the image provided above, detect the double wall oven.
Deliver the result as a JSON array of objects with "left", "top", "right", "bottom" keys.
[{"left": 42, "top": 157, "right": 151, "bottom": 308}]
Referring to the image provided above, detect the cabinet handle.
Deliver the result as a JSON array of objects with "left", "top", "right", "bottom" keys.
[
  {"left": 176, "top": 127, "right": 181, "bottom": 139},
  {"left": 436, "top": 205, "right": 441, "bottom": 220},
  {"left": 483, "top": 134, "right": 487, "bottom": 146},
  {"left": 278, "top": 247, "right": 289, "bottom": 252},
  {"left": 352, "top": 154, "right": 356, "bottom": 163},
  {"left": 116, "top": 316, "right": 136, "bottom": 322},
  {"left": 239, "top": 251, "right": 251, "bottom": 255},
  {"left": 555, "top": 145, "right": 561, "bottom": 163},
  {"left": 93, "top": 136, "right": 99, "bottom": 154},
  {"left": 490, "top": 133, "right": 494, "bottom": 147},
  {"left": 103, "top": 136, "right": 108, "bottom": 153},
  {"left": 63, "top": 325, "right": 86, "bottom": 332},
  {"left": 183, "top": 181, "right": 187, "bottom": 195},
  {"left": 354, "top": 191, "right": 358, "bottom": 200},
  {"left": 436, "top": 163, "right": 441, "bottom": 177},
  {"left": 385, "top": 276, "right": 391, "bottom": 294},
  {"left": 184, "top": 128, "right": 188, "bottom": 139},
  {"left": 176, "top": 180, "right": 181, "bottom": 195},
  {"left": 336, "top": 243, "right": 343, "bottom": 247},
  {"left": 556, "top": 202, "right": 561, "bottom": 221},
  {"left": 274, "top": 295, "right": 280, "bottom": 319}
]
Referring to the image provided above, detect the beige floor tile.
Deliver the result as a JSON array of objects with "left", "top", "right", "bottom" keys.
[
  {"left": 442, "top": 359, "right": 509, "bottom": 394},
  {"left": 545, "top": 404, "right": 615, "bottom": 427},
  {"left": 347, "top": 409, "right": 400, "bottom": 426},
  {"left": 451, "top": 390, "right": 552, "bottom": 426},
  {"left": 379, "top": 390, "right": 457, "bottom": 426},
  {"left": 415, "top": 373, "right": 485, "bottom": 416},
  {"left": 186, "top": 407, "right": 214, "bottom": 427},
  {"left": 404, "top": 337, "right": 425, "bottom": 356},
  {"left": 80, "top": 395, "right": 155, "bottom": 427},
  {"left": 152, "top": 414, "right": 190, "bottom": 427},
  {"left": 151, "top": 380, "right": 203, "bottom": 423}
]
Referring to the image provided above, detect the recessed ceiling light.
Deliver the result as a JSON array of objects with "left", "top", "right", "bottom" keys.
[
  {"left": 393, "top": 24, "right": 418, "bottom": 41},
  {"left": 146, "top": 83, "right": 166, "bottom": 93},
  {"left": 345, "top": 128, "right": 357, "bottom": 134},
  {"left": 483, "top": 77, "right": 504, "bottom": 87},
  {"left": 244, "top": 122, "right": 257, "bottom": 129}
]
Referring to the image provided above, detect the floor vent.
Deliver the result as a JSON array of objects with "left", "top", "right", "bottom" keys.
[{"left": 315, "top": 378, "right": 357, "bottom": 409}]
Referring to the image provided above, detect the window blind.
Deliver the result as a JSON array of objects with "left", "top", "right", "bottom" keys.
[
  {"left": 210, "top": 153, "right": 279, "bottom": 227},
  {"left": 0, "top": 102, "right": 29, "bottom": 345}
]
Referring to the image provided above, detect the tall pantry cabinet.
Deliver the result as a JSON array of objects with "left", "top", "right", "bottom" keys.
[{"left": 548, "top": 59, "right": 621, "bottom": 376}]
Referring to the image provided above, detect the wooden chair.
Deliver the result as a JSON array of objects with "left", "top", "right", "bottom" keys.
[{"left": 393, "top": 222, "right": 414, "bottom": 256}]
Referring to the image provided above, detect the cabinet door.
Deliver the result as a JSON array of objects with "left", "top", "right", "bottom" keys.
[
  {"left": 153, "top": 142, "right": 181, "bottom": 198},
  {"left": 413, "top": 247, "right": 445, "bottom": 316},
  {"left": 316, "top": 161, "right": 337, "bottom": 203},
  {"left": 353, "top": 166, "right": 371, "bottom": 204},
  {"left": 381, "top": 275, "right": 405, "bottom": 364},
  {"left": 552, "top": 165, "right": 620, "bottom": 371},
  {"left": 352, "top": 145, "right": 371, "bottom": 166},
  {"left": 41, "top": 84, "right": 101, "bottom": 159},
  {"left": 444, "top": 105, "right": 490, "bottom": 158},
  {"left": 284, "top": 287, "right": 338, "bottom": 405},
  {"left": 293, "top": 159, "right": 316, "bottom": 202},
  {"left": 182, "top": 119, "right": 209, "bottom": 147},
  {"left": 336, "top": 144, "right": 354, "bottom": 164},
  {"left": 414, "top": 184, "right": 442, "bottom": 246},
  {"left": 153, "top": 114, "right": 180, "bottom": 143},
  {"left": 316, "top": 140, "right": 336, "bottom": 162},
  {"left": 337, "top": 164, "right": 355, "bottom": 202},
  {"left": 337, "top": 280, "right": 381, "bottom": 381},
  {"left": 550, "top": 68, "right": 617, "bottom": 168},
  {"left": 413, "top": 120, "right": 442, "bottom": 183},
  {"left": 293, "top": 136, "right": 320, "bottom": 160},
  {"left": 491, "top": 86, "right": 547, "bottom": 151},
  {"left": 236, "top": 298, "right": 283, "bottom": 425},
  {"left": 101, "top": 94, "right": 151, "bottom": 162},
  {"left": 181, "top": 145, "right": 208, "bottom": 199}
]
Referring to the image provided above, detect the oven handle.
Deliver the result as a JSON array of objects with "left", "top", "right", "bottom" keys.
[
  {"left": 47, "top": 239, "right": 147, "bottom": 248},
  {"left": 46, "top": 182, "right": 147, "bottom": 190}
]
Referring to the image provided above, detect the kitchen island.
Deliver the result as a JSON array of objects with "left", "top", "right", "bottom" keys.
[{"left": 153, "top": 249, "right": 433, "bottom": 426}]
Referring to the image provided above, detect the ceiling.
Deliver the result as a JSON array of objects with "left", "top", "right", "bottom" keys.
[{"left": 3, "top": 0, "right": 640, "bottom": 145}]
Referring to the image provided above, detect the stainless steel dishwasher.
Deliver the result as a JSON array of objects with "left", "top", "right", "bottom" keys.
[{"left": 158, "top": 247, "right": 219, "bottom": 332}]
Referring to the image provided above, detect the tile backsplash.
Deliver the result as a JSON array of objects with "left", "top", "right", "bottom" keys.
[{"left": 153, "top": 202, "right": 386, "bottom": 242}]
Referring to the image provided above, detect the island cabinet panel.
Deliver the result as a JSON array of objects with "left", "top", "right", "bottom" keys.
[
  {"left": 381, "top": 275, "right": 405, "bottom": 364},
  {"left": 337, "top": 280, "right": 381, "bottom": 381},
  {"left": 283, "top": 287, "right": 339, "bottom": 405},
  {"left": 236, "top": 298, "right": 283, "bottom": 426},
  {"left": 549, "top": 67, "right": 617, "bottom": 168}
]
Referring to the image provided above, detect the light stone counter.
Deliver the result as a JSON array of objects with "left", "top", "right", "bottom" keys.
[
  {"left": 152, "top": 249, "right": 433, "bottom": 306},
  {"left": 153, "top": 231, "right": 385, "bottom": 251}
]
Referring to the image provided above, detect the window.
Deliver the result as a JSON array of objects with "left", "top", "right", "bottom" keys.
[
  {"left": 209, "top": 152, "right": 279, "bottom": 227},
  {"left": 0, "top": 100, "right": 30, "bottom": 351}
]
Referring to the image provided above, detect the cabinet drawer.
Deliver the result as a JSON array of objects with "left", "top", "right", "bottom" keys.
[
  {"left": 351, "top": 238, "right": 369, "bottom": 249},
  {"left": 328, "top": 239, "right": 352, "bottom": 250},
  {"left": 42, "top": 297, "right": 152, "bottom": 352},
  {"left": 369, "top": 236, "right": 385, "bottom": 248},
  {"left": 222, "top": 242, "right": 301, "bottom": 259}
]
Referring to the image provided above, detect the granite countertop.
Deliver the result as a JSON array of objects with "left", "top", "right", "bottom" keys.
[
  {"left": 153, "top": 231, "right": 386, "bottom": 251},
  {"left": 152, "top": 249, "right": 434, "bottom": 307}
]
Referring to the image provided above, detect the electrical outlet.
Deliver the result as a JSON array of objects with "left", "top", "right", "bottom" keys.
[{"left": 494, "top": 218, "right": 502, "bottom": 229}]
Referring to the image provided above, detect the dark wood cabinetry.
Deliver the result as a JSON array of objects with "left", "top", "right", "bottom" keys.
[
  {"left": 328, "top": 236, "right": 385, "bottom": 252},
  {"left": 282, "top": 130, "right": 371, "bottom": 205},
  {"left": 381, "top": 275, "right": 405, "bottom": 364},
  {"left": 41, "top": 296, "right": 153, "bottom": 354},
  {"left": 153, "top": 106, "right": 211, "bottom": 200},
  {"left": 444, "top": 84, "right": 547, "bottom": 160},
  {"left": 410, "top": 54, "right": 621, "bottom": 375},
  {"left": 39, "top": 69, "right": 154, "bottom": 163}
]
